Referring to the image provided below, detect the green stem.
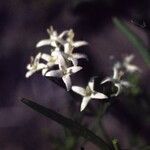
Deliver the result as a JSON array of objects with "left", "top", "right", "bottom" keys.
[
  {"left": 113, "top": 17, "right": 150, "bottom": 66},
  {"left": 91, "top": 102, "right": 112, "bottom": 146},
  {"left": 112, "top": 139, "right": 121, "bottom": 150}
]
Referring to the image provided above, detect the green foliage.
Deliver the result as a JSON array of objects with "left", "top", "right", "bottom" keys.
[
  {"left": 21, "top": 98, "right": 113, "bottom": 150},
  {"left": 113, "top": 17, "right": 150, "bottom": 66}
]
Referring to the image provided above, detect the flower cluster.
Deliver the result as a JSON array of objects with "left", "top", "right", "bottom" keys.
[
  {"left": 26, "top": 26, "right": 88, "bottom": 91},
  {"left": 26, "top": 27, "right": 140, "bottom": 111}
]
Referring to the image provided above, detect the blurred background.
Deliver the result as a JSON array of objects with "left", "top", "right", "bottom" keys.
[{"left": 0, "top": 0, "right": 150, "bottom": 149}]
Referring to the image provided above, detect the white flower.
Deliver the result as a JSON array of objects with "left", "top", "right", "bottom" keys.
[
  {"left": 101, "top": 65, "right": 130, "bottom": 96},
  {"left": 45, "top": 65, "right": 82, "bottom": 91},
  {"left": 36, "top": 26, "right": 68, "bottom": 48},
  {"left": 64, "top": 29, "right": 88, "bottom": 55},
  {"left": 123, "top": 54, "right": 141, "bottom": 73},
  {"left": 66, "top": 29, "right": 88, "bottom": 47},
  {"left": 72, "top": 78, "right": 108, "bottom": 111},
  {"left": 63, "top": 51, "right": 88, "bottom": 66},
  {"left": 63, "top": 30, "right": 88, "bottom": 66},
  {"left": 41, "top": 49, "right": 66, "bottom": 75},
  {"left": 25, "top": 53, "right": 46, "bottom": 78}
]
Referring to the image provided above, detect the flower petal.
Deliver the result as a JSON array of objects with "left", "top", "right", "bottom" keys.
[
  {"left": 80, "top": 96, "right": 91, "bottom": 111},
  {"left": 72, "top": 53, "right": 88, "bottom": 60},
  {"left": 91, "top": 92, "right": 108, "bottom": 99},
  {"left": 120, "top": 80, "right": 131, "bottom": 87},
  {"left": 125, "top": 64, "right": 140, "bottom": 73},
  {"left": 35, "top": 52, "right": 42, "bottom": 60},
  {"left": 37, "top": 63, "right": 47, "bottom": 70},
  {"left": 25, "top": 70, "right": 35, "bottom": 78},
  {"left": 26, "top": 64, "right": 32, "bottom": 70},
  {"left": 73, "top": 41, "right": 88, "bottom": 48},
  {"left": 42, "top": 68, "right": 48, "bottom": 76},
  {"left": 112, "top": 62, "right": 121, "bottom": 79},
  {"left": 62, "top": 75, "right": 71, "bottom": 91},
  {"left": 71, "top": 86, "right": 86, "bottom": 96},
  {"left": 64, "top": 43, "right": 72, "bottom": 54},
  {"left": 59, "top": 30, "right": 68, "bottom": 38},
  {"left": 36, "top": 39, "right": 51, "bottom": 48},
  {"left": 101, "top": 77, "right": 112, "bottom": 84},
  {"left": 67, "top": 66, "right": 82, "bottom": 74},
  {"left": 113, "top": 83, "right": 122, "bottom": 96},
  {"left": 45, "top": 70, "right": 62, "bottom": 77},
  {"left": 68, "top": 57, "right": 78, "bottom": 66},
  {"left": 41, "top": 53, "right": 51, "bottom": 62},
  {"left": 124, "top": 54, "right": 134, "bottom": 63}
]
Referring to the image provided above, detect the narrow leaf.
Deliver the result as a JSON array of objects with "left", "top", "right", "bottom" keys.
[
  {"left": 113, "top": 17, "right": 150, "bottom": 66},
  {"left": 21, "top": 98, "right": 112, "bottom": 150}
]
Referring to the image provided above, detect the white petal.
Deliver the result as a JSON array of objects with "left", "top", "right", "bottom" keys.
[
  {"left": 72, "top": 53, "right": 88, "bottom": 60},
  {"left": 88, "top": 79, "right": 94, "bottom": 91},
  {"left": 124, "top": 54, "right": 134, "bottom": 63},
  {"left": 125, "top": 64, "right": 140, "bottom": 73},
  {"left": 62, "top": 75, "right": 71, "bottom": 91},
  {"left": 120, "top": 80, "right": 131, "bottom": 87},
  {"left": 72, "top": 86, "right": 86, "bottom": 96},
  {"left": 58, "top": 54, "right": 67, "bottom": 69},
  {"left": 91, "top": 92, "right": 108, "bottom": 99},
  {"left": 26, "top": 64, "right": 32, "bottom": 70},
  {"left": 64, "top": 43, "right": 72, "bottom": 54},
  {"left": 101, "top": 77, "right": 112, "bottom": 84},
  {"left": 37, "top": 63, "right": 46, "bottom": 70},
  {"left": 41, "top": 53, "right": 51, "bottom": 62},
  {"left": 113, "top": 83, "right": 122, "bottom": 96},
  {"left": 67, "top": 66, "right": 82, "bottom": 74},
  {"left": 47, "top": 62, "right": 56, "bottom": 67},
  {"left": 42, "top": 68, "right": 48, "bottom": 76},
  {"left": 50, "top": 41, "right": 58, "bottom": 47},
  {"left": 68, "top": 57, "right": 78, "bottom": 66},
  {"left": 36, "top": 39, "right": 51, "bottom": 48},
  {"left": 35, "top": 52, "right": 42, "bottom": 60},
  {"left": 45, "top": 70, "right": 63, "bottom": 77},
  {"left": 25, "top": 70, "right": 35, "bottom": 78},
  {"left": 80, "top": 96, "right": 91, "bottom": 111},
  {"left": 67, "top": 29, "right": 74, "bottom": 41},
  {"left": 113, "top": 66, "right": 119, "bottom": 79},
  {"left": 58, "top": 30, "right": 68, "bottom": 38},
  {"left": 73, "top": 41, "right": 88, "bottom": 48}
]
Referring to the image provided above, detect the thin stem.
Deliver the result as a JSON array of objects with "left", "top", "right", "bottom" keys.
[
  {"left": 112, "top": 139, "right": 121, "bottom": 150},
  {"left": 91, "top": 102, "right": 112, "bottom": 146}
]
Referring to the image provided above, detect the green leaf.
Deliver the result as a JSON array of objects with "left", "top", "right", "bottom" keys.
[
  {"left": 113, "top": 17, "right": 150, "bottom": 66},
  {"left": 21, "top": 98, "right": 113, "bottom": 150}
]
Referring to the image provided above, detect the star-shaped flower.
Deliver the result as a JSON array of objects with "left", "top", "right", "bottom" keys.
[
  {"left": 45, "top": 64, "right": 82, "bottom": 91},
  {"left": 123, "top": 54, "right": 141, "bottom": 73},
  {"left": 63, "top": 51, "right": 88, "bottom": 66},
  {"left": 40, "top": 48, "right": 66, "bottom": 75},
  {"left": 72, "top": 78, "right": 108, "bottom": 111},
  {"left": 101, "top": 64, "right": 130, "bottom": 96},
  {"left": 25, "top": 53, "right": 46, "bottom": 78},
  {"left": 64, "top": 30, "right": 88, "bottom": 55},
  {"left": 36, "top": 26, "right": 68, "bottom": 48}
]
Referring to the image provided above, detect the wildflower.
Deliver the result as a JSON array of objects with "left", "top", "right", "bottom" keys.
[
  {"left": 63, "top": 51, "right": 88, "bottom": 66},
  {"left": 72, "top": 78, "right": 108, "bottom": 111},
  {"left": 45, "top": 65, "right": 82, "bottom": 91},
  {"left": 25, "top": 53, "right": 46, "bottom": 78},
  {"left": 123, "top": 54, "right": 140, "bottom": 73},
  {"left": 63, "top": 30, "right": 88, "bottom": 65},
  {"left": 36, "top": 26, "right": 68, "bottom": 48},
  {"left": 101, "top": 65, "right": 130, "bottom": 96},
  {"left": 41, "top": 49, "right": 66, "bottom": 75},
  {"left": 64, "top": 30, "right": 88, "bottom": 54}
]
